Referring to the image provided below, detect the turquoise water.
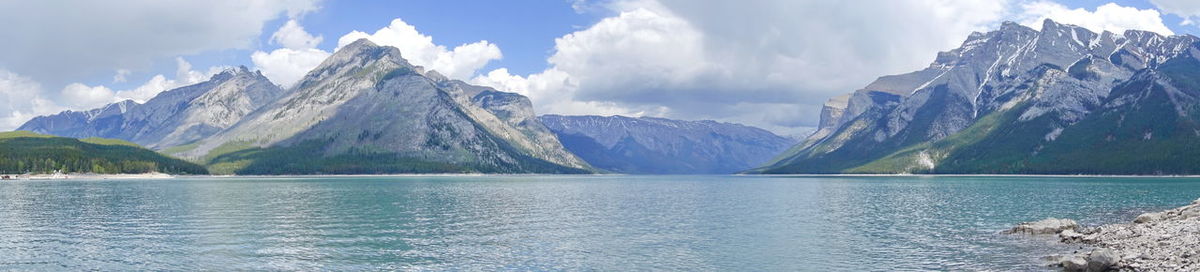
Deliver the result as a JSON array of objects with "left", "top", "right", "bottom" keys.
[{"left": 1, "top": 176, "right": 1199, "bottom": 270}]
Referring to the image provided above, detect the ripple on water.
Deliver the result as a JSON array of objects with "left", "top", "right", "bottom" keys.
[{"left": 1, "top": 176, "right": 1199, "bottom": 270}]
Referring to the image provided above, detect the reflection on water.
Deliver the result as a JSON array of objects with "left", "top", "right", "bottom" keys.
[{"left": 1, "top": 175, "right": 1198, "bottom": 270}]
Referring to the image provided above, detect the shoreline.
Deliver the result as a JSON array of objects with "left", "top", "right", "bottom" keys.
[
  {"left": 8, "top": 173, "right": 1200, "bottom": 180},
  {"left": 1010, "top": 198, "right": 1200, "bottom": 271},
  {"left": 2, "top": 172, "right": 175, "bottom": 180},
  {"left": 751, "top": 174, "right": 1200, "bottom": 178}
]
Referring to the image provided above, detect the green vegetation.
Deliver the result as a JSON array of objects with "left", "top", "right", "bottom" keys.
[
  {"left": 80, "top": 137, "right": 140, "bottom": 147},
  {"left": 206, "top": 139, "right": 589, "bottom": 175},
  {"left": 774, "top": 58, "right": 1200, "bottom": 175},
  {"left": 158, "top": 142, "right": 200, "bottom": 155},
  {"left": 0, "top": 131, "right": 208, "bottom": 175}
]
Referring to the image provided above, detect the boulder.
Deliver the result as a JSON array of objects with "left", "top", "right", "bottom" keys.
[
  {"left": 1059, "top": 228, "right": 1084, "bottom": 242},
  {"left": 1005, "top": 218, "right": 1079, "bottom": 234},
  {"left": 1061, "top": 255, "right": 1088, "bottom": 271},
  {"left": 1134, "top": 212, "right": 1161, "bottom": 224},
  {"left": 1086, "top": 249, "right": 1120, "bottom": 272}
]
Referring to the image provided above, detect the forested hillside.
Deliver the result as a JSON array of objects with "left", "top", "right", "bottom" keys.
[{"left": 0, "top": 131, "right": 207, "bottom": 175}]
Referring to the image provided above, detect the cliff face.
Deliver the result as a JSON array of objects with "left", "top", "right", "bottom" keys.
[
  {"left": 18, "top": 67, "right": 286, "bottom": 149},
  {"left": 181, "top": 39, "right": 590, "bottom": 174},
  {"left": 757, "top": 19, "right": 1200, "bottom": 174}
]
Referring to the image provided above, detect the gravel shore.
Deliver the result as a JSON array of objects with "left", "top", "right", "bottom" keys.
[{"left": 1009, "top": 198, "right": 1200, "bottom": 271}]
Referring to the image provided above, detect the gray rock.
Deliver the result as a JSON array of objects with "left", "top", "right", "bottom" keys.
[
  {"left": 1059, "top": 228, "right": 1084, "bottom": 242},
  {"left": 760, "top": 18, "right": 1200, "bottom": 174},
  {"left": 1086, "top": 249, "right": 1120, "bottom": 271},
  {"left": 1005, "top": 218, "right": 1079, "bottom": 234},
  {"left": 181, "top": 39, "right": 590, "bottom": 173},
  {"left": 18, "top": 66, "right": 286, "bottom": 149},
  {"left": 1062, "top": 255, "right": 1088, "bottom": 271},
  {"left": 1032, "top": 200, "right": 1200, "bottom": 272},
  {"left": 1135, "top": 212, "right": 1161, "bottom": 223}
]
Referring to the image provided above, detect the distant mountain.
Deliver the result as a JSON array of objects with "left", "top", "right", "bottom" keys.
[
  {"left": 0, "top": 131, "right": 207, "bottom": 175},
  {"left": 755, "top": 19, "right": 1200, "bottom": 175},
  {"left": 18, "top": 67, "right": 286, "bottom": 149},
  {"left": 539, "top": 115, "right": 796, "bottom": 174},
  {"left": 172, "top": 39, "right": 591, "bottom": 175}
]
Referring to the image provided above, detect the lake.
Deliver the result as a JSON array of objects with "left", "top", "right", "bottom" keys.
[{"left": 1, "top": 175, "right": 1198, "bottom": 270}]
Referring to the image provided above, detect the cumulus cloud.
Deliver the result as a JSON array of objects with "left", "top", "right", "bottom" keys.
[
  {"left": 0, "top": 0, "right": 319, "bottom": 86},
  {"left": 60, "top": 83, "right": 117, "bottom": 110},
  {"left": 112, "top": 69, "right": 131, "bottom": 83},
  {"left": 474, "top": 0, "right": 1013, "bottom": 134},
  {"left": 251, "top": 48, "right": 331, "bottom": 88},
  {"left": 337, "top": 18, "right": 503, "bottom": 80},
  {"left": 1017, "top": 1, "right": 1174, "bottom": 35},
  {"left": 252, "top": 20, "right": 331, "bottom": 88},
  {"left": 0, "top": 70, "right": 60, "bottom": 131},
  {"left": 1150, "top": 0, "right": 1200, "bottom": 25},
  {"left": 473, "top": 68, "right": 646, "bottom": 117},
  {"left": 272, "top": 19, "right": 324, "bottom": 49},
  {"left": 474, "top": 0, "right": 1180, "bottom": 135},
  {"left": 57, "top": 58, "right": 226, "bottom": 113}
]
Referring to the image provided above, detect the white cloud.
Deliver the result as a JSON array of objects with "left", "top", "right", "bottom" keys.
[
  {"left": 0, "top": 0, "right": 319, "bottom": 85},
  {"left": 1150, "top": 0, "right": 1200, "bottom": 25},
  {"left": 60, "top": 83, "right": 116, "bottom": 110},
  {"left": 272, "top": 19, "right": 324, "bottom": 49},
  {"left": 473, "top": 7, "right": 704, "bottom": 119},
  {"left": 337, "top": 18, "right": 503, "bottom": 80},
  {"left": 252, "top": 20, "right": 331, "bottom": 88},
  {"left": 1, "top": 60, "right": 226, "bottom": 131},
  {"left": 1017, "top": 1, "right": 1174, "bottom": 35},
  {"left": 113, "top": 69, "right": 131, "bottom": 83},
  {"left": 252, "top": 48, "right": 331, "bottom": 88},
  {"left": 474, "top": 0, "right": 1179, "bottom": 134},
  {"left": 57, "top": 58, "right": 226, "bottom": 114},
  {"left": 474, "top": 0, "right": 1013, "bottom": 133},
  {"left": 473, "top": 68, "right": 643, "bottom": 117},
  {"left": 0, "top": 70, "right": 60, "bottom": 131}
]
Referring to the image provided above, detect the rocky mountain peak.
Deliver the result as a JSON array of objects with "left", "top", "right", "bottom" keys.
[
  {"left": 758, "top": 18, "right": 1200, "bottom": 175},
  {"left": 210, "top": 65, "right": 256, "bottom": 81}
]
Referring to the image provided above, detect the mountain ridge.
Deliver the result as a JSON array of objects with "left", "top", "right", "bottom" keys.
[
  {"left": 17, "top": 39, "right": 592, "bottom": 175},
  {"left": 540, "top": 114, "right": 796, "bottom": 174},
  {"left": 756, "top": 19, "right": 1200, "bottom": 174},
  {"left": 177, "top": 39, "right": 591, "bottom": 174}
]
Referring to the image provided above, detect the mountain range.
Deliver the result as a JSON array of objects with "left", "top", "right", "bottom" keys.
[
  {"left": 23, "top": 19, "right": 1194, "bottom": 175},
  {"left": 754, "top": 19, "right": 1200, "bottom": 175},
  {"left": 539, "top": 114, "right": 795, "bottom": 174},
  {"left": 21, "top": 39, "right": 594, "bottom": 174},
  {"left": 18, "top": 38, "right": 797, "bottom": 175}
]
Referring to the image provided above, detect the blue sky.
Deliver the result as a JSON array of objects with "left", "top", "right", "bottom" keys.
[
  {"left": 113, "top": 0, "right": 605, "bottom": 91},
  {"left": 2, "top": 0, "right": 1200, "bottom": 134}
]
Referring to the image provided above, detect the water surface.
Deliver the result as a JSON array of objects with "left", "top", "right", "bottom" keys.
[{"left": 1, "top": 175, "right": 1199, "bottom": 270}]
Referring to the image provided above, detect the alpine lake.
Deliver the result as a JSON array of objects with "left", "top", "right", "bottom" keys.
[{"left": 2, "top": 175, "right": 1198, "bottom": 270}]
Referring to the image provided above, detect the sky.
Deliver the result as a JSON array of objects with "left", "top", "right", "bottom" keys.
[{"left": 2, "top": 0, "right": 1200, "bottom": 135}]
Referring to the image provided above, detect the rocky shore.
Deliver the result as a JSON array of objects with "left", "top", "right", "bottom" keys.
[{"left": 1007, "top": 198, "right": 1200, "bottom": 271}]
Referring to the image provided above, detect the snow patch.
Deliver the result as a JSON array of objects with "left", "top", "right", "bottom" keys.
[{"left": 1044, "top": 127, "right": 1064, "bottom": 141}]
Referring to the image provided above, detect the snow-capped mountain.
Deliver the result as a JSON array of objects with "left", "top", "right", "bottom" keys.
[
  {"left": 19, "top": 67, "right": 287, "bottom": 149},
  {"left": 756, "top": 19, "right": 1200, "bottom": 174},
  {"left": 540, "top": 114, "right": 796, "bottom": 174}
]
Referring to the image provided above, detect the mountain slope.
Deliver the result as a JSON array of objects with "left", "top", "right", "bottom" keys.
[
  {"left": 539, "top": 115, "right": 796, "bottom": 174},
  {"left": 0, "top": 131, "right": 207, "bottom": 175},
  {"left": 18, "top": 67, "right": 286, "bottom": 149},
  {"left": 183, "top": 39, "right": 590, "bottom": 174},
  {"left": 757, "top": 19, "right": 1200, "bottom": 174}
]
